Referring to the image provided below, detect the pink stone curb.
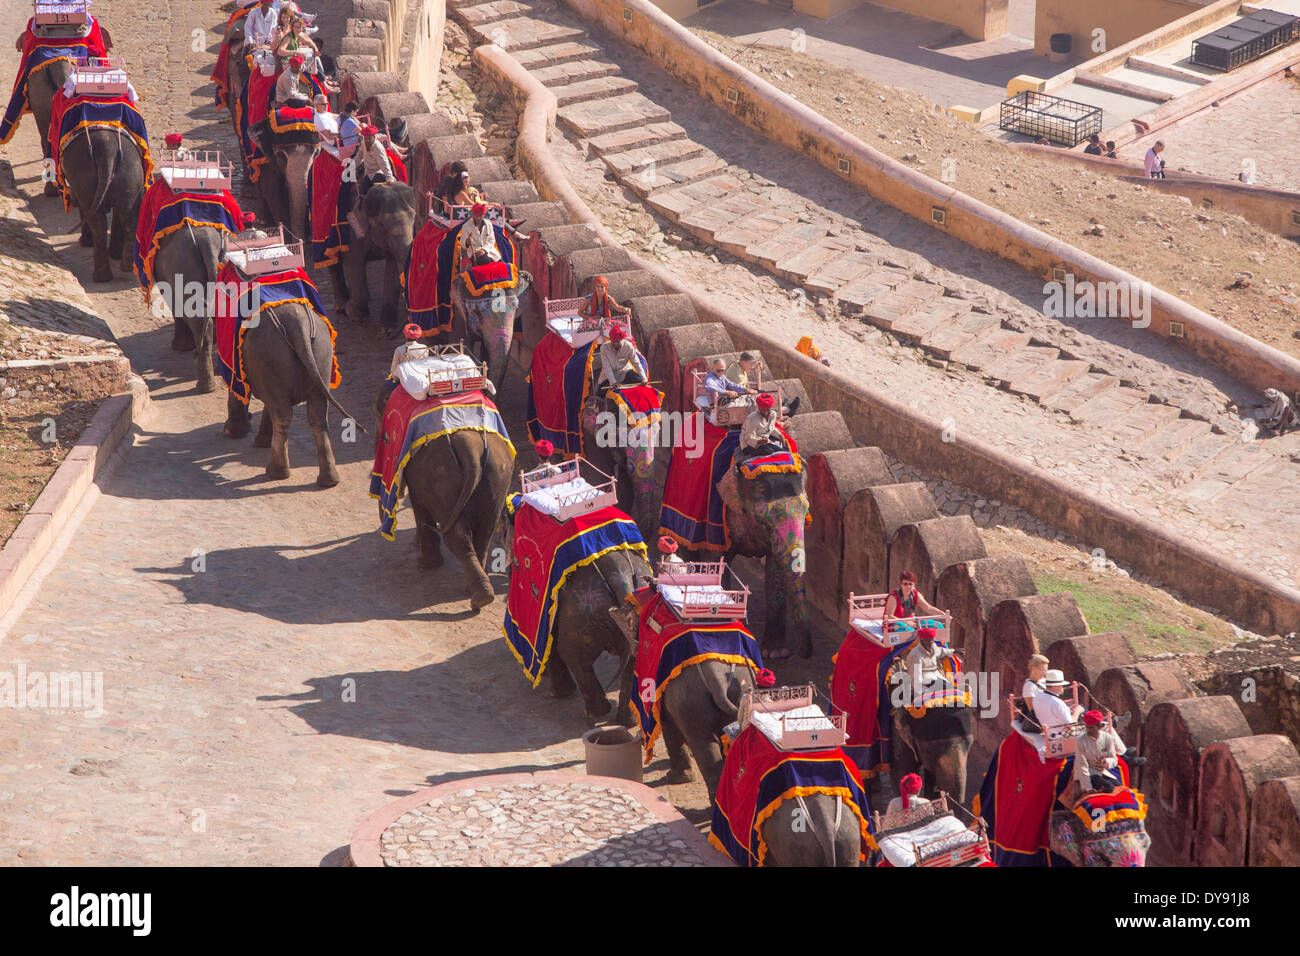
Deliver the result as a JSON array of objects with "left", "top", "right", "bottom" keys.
[
  {"left": 347, "top": 770, "right": 729, "bottom": 866},
  {"left": 0, "top": 375, "right": 150, "bottom": 622}
]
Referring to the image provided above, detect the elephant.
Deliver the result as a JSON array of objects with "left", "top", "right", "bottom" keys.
[
  {"left": 344, "top": 181, "right": 417, "bottom": 329},
  {"left": 760, "top": 795, "right": 864, "bottom": 866},
  {"left": 151, "top": 223, "right": 226, "bottom": 392},
  {"left": 57, "top": 127, "right": 147, "bottom": 282},
  {"left": 223, "top": 299, "right": 346, "bottom": 487},
  {"left": 582, "top": 389, "right": 660, "bottom": 543},
  {"left": 452, "top": 269, "right": 533, "bottom": 389},
  {"left": 715, "top": 461, "right": 812, "bottom": 660},
  {"left": 373, "top": 384, "right": 514, "bottom": 609},
  {"left": 1050, "top": 806, "right": 1151, "bottom": 867},
  {"left": 21, "top": 56, "right": 72, "bottom": 198},
  {"left": 889, "top": 698, "right": 974, "bottom": 807},
  {"left": 503, "top": 514, "right": 652, "bottom": 723},
  {"left": 219, "top": 21, "right": 250, "bottom": 126},
  {"left": 249, "top": 117, "right": 317, "bottom": 246}
]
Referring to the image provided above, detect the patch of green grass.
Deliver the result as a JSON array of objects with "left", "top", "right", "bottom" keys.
[{"left": 1033, "top": 573, "right": 1233, "bottom": 658}]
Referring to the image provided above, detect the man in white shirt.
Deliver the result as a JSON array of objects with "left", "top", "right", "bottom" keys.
[
  {"left": 1031, "top": 670, "right": 1081, "bottom": 734},
  {"left": 1074, "top": 710, "right": 1145, "bottom": 793},
  {"left": 739, "top": 392, "right": 780, "bottom": 452},
  {"left": 905, "top": 626, "right": 958, "bottom": 705},
  {"left": 885, "top": 773, "right": 929, "bottom": 817},
  {"left": 597, "top": 324, "right": 644, "bottom": 392},
  {"left": 274, "top": 55, "right": 312, "bottom": 106},
  {"left": 1144, "top": 141, "right": 1165, "bottom": 179},
  {"left": 311, "top": 94, "right": 338, "bottom": 155},
  {"left": 244, "top": 0, "right": 281, "bottom": 48},
  {"left": 458, "top": 202, "right": 501, "bottom": 265},
  {"left": 1017, "top": 653, "right": 1049, "bottom": 731}
]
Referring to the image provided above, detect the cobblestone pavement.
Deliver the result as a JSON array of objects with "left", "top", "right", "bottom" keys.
[
  {"left": 378, "top": 781, "right": 710, "bottom": 866},
  {"left": 453, "top": 0, "right": 1300, "bottom": 591},
  {"left": 1127, "top": 75, "right": 1300, "bottom": 193},
  {"left": 0, "top": 0, "right": 721, "bottom": 865}
]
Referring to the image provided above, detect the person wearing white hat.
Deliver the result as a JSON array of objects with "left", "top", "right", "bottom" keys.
[{"left": 1030, "top": 669, "right": 1081, "bottom": 734}]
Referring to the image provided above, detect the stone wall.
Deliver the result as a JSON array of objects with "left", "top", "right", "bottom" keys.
[{"left": 1032, "top": 0, "right": 1213, "bottom": 58}]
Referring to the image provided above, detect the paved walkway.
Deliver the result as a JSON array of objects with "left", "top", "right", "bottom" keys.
[{"left": 455, "top": 0, "right": 1300, "bottom": 591}]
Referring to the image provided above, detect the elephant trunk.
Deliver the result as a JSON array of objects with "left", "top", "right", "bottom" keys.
[{"left": 764, "top": 499, "right": 812, "bottom": 657}]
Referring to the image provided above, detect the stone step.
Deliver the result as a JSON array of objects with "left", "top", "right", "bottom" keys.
[
  {"left": 514, "top": 40, "right": 606, "bottom": 69},
  {"left": 1039, "top": 371, "right": 1116, "bottom": 414},
  {"left": 601, "top": 138, "right": 707, "bottom": 178},
  {"left": 622, "top": 153, "right": 732, "bottom": 198},
  {"left": 678, "top": 191, "right": 771, "bottom": 236},
  {"left": 507, "top": 201, "right": 571, "bottom": 229},
  {"left": 834, "top": 266, "right": 913, "bottom": 314},
  {"left": 644, "top": 174, "right": 746, "bottom": 219},
  {"left": 771, "top": 236, "right": 859, "bottom": 285},
  {"left": 529, "top": 58, "right": 622, "bottom": 88},
  {"left": 1136, "top": 416, "right": 1213, "bottom": 461},
  {"left": 1004, "top": 357, "right": 1091, "bottom": 402},
  {"left": 557, "top": 92, "right": 672, "bottom": 138},
  {"left": 1069, "top": 384, "right": 1152, "bottom": 426},
  {"left": 862, "top": 283, "right": 947, "bottom": 331},
  {"left": 458, "top": 156, "right": 512, "bottom": 185},
  {"left": 890, "top": 297, "right": 971, "bottom": 344},
  {"left": 923, "top": 311, "right": 1003, "bottom": 358},
  {"left": 551, "top": 75, "right": 639, "bottom": 108},
  {"left": 804, "top": 251, "right": 882, "bottom": 296},
  {"left": 455, "top": 0, "right": 535, "bottom": 28},
  {"left": 982, "top": 345, "right": 1059, "bottom": 388},
  {"left": 1171, "top": 431, "right": 1231, "bottom": 473},
  {"left": 947, "top": 326, "right": 1031, "bottom": 369},
  {"left": 748, "top": 224, "right": 831, "bottom": 271},
  {"left": 1110, "top": 399, "right": 1184, "bottom": 445},
  {"left": 467, "top": 16, "right": 585, "bottom": 52},
  {"left": 712, "top": 209, "right": 799, "bottom": 258},
  {"left": 1181, "top": 449, "right": 1275, "bottom": 504},
  {"left": 588, "top": 122, "right": 688, "bottom": 158}
]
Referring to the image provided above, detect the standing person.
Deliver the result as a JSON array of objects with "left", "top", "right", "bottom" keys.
[
  {"left": 1017, "top": 653, "right": 1050, "bottom": 730},
  {"left": 1104, "top": 141, "right": 1117, "bottom": 159},
  {"left": 337, "top": 102, "right": 361, "bottom": 149},
  {"left": 1145, "top": 141, "right": 1165, "bottom": 179},
  {"left": 1083, "top": 133, "right": 1103, "bottom": 156}
]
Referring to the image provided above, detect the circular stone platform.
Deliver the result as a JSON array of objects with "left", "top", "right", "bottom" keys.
[{"left": 349, "top": 772, "right": 728, "bottom": 867}]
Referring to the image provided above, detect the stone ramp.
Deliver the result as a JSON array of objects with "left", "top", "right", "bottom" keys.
[{"left": 450, "top": 0, "right": 1300, "bottom": 586}]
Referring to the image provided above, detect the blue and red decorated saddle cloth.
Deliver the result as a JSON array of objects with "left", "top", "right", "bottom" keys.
[
  {"left": 212, "top": 262, "right": 339, "bottom": 405},
  {"left": 628, "top": 586, "right": 762, "bottom": 765},
  {"left": 308, "top": 149, "right": 352, "bottom": 268},
  {"left": 709, "top": 723, "right": 875, "bottom": 867},
  {"left": 134, "top": 176, "right": 244, "bottom": 297},
  {"left": 47, "top": 89, "right": 153, "bottom": 212},
  {"left": 235, "top": 70, "right": 326, "bottom": 181},
  {"left": 1, "top": 16, "right": 108, "bottom": 145},
  {"left": 211, "top": 1, "right": 263, "bottom": 112},
  {"left": 502, "top": 494, "right": 646, "bottom": 687},
  {"left": 972, "top": 731, "right": 1120, "bottom": 867},
  {"left": 402, "top": 219, "right": 518, "bottom": 336},
  {"left": 1072, "top": 785, "right": 1146, "bottom": 830},
  {"left": 526, "top": 332, "right": 650, "bottom": 455},
  {"left": 369, "top": 388, "right": 515, "bottom": 541},
  {"left": 658, "top": 418, "right": 802, "bottom": 552}
]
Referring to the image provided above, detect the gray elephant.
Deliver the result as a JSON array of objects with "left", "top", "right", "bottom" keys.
[
  {"left": 345, "top": 181, "right": 416, "bottom": 329},
  {"left": 889, "top": 698, "right": 974, "bottom": 806},
  {"left": 151, "top": 224, "right": 226, "bottom": 392},
  {"left": 249, "top": 117, "right": 317, "bottom": 248},
  {"left": 503, "top": 513, "right": 652, "bottom": 723},
  {"left": 760, "top": 797, "right": 865, "bottom": 866},
  {"left": 216, "top": 19, "right": 249, "bottom": 126},
  {"left": 223, "top": 299, "right": 345, "bottom": 487},
  {"left": 1050, "top": 804, "right": 1151, "bottom": 866},
  {"left": 57, "top": 126, "right": 147, "bottom": 282},
  {"left": 582, "top": 388, "right": 660, "bottom": 544},
  {"left": 452, "top": 269, "right": 533, "bottom": 389},
  {"left": 373, "top": 384, "right": 513, "bottom": 609}
]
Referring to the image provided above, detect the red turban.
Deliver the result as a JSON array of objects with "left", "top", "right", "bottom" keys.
[
  {"left": 289, "top": 55, "right": 305, "bottom": 69},
  {"left": 403, "top": 323, "right": 422, "bottom": 341},
  {"left": 242, "top": 211, "right": 256, "bottom": 225},
  {"left": 471, "top": 202, "right": 487, "bottom": 216},
  {"left": 658, "top": 536, "right": 677, "bottom": 554},
  {"left": 900, "top": 772, "right": 922, "bottom": 809},
  {"left": 360, "top": 125, "right": 379, "bottom": 137},
  {"left": 916, "top": 627, "right": 938, "bottom": 642},
  {"left": 607, "top": 324, "right": 626, "bottom": 342},
  {"left": 755, "top": 392, "right": 776, "bottom": 410},
  {"left": 165, "top": 133, "right": 183, "bottom": 148},
  {"left": 755, "top": 669, "right": 776, "bottom": 688},
  {"left": 1083, "top": 710, "right": 1105, "bottom": 726},
  {"left": 593, "top": 275, "right": 609, "bottom": 288},
  {"left": 534, "top": 440, "right": 553, "bottom": 458}
]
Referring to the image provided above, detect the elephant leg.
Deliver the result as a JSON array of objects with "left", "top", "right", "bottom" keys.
[
  {"left": 253, "top": 408, "right": 273, "bottom": 448},
  {"left": 411, "top": 500, "right": 444, "bottom": 569},
  {"left": 328, "top": 263, "right": 349, "bottom": 315},
  {"left": 193, "top": 320, "right": 216, "bottom": 394},
  {"left": 224, "top": 393, "right": 252, "bottom": 439},
  {"left": 613, "top": 640, "right": 636, "bottom": 728},
  {"left": 380, "top": 256, "right": 402, "bottom": 331},
  {"left": 548, "top": 656, "right": 576, "bottom": 699},
  {"left": 443, "top": 520, "right": 493, "bottom": 610},
  {"left": 570, "top": 656, "right": 613, "bottom": 722},
  {"left": 305, "top": 392, "right": 340, "bottom": 488},
  {"left": 107, "top": 207, "right": 126, "bottom": 261},
  {"left": 660, "top": 709, "right": 695, "bottom": 784},
  {"left": 88, "top": 210, "right": 113, "bottom": 283},
  {"left": 172, "top": 316, "right": 196, "bottom": 351},
  {"left": 79, "top": 223, "right": 93, "bottom": 247},
  {"left": 918, "top": 737, "right": 970, "bottom": 804},
  {"left": 265, "top": 406, "right": 292, "bottom": 480},
  {"left": 344, "top": 247, "right": 370, "bottom": 324}
]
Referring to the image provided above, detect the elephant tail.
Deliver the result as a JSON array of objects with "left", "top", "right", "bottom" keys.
[
  {"left": 271, "top": 304, "right": 367, "bottom": 432},
  {"left": 695, "top": 662, "right": 743, "bottom": 720},
  {"left": 438, "top": 431, "right": 484, "bottom": 536},
  {"left": 88, "top": 132, "right": 116, "bottom": 219}
]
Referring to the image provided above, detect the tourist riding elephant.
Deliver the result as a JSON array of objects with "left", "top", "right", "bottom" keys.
[
  {"left": 152, "top": 223, "right": 226, "bottom": 392},
  {"left": 716, "top": 464, "right": 812, "bottom": 660},
  {"left": 344, "top": 181, "right": 416, "bottom": 329},
  {"left": 250, "top": 118, "right": 317, "bottom": 246},
  {"left": 373, "top": 384, "right": 514, "bottom": 609},
  {"left": 452, "top": 269, "right": 533, "bottom": 389},
  {"left": 504, "top": 516, "right": 652, "bottom": 723},
  {"left": 1050, "top": 806, "right": 1151, "bottom": 867},
  {"left": 220, "top": 22, "right": 250, "bottom": 129},
  {"left": 57, "top": 126, "right": 147, "bottom": 282},
  {"left": 889, "top": 696, "right": 974, "bottom": 805},
  {"left": 761, "top": 796, "right": 864, "bottom": 866},
  {"left": 582, "top": 390, "right": 660, "bottom": 543},
  {"left": 224, "top": 299, "right": 345, "bottom": 487}
]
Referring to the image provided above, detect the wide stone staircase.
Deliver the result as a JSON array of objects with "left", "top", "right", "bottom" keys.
[{"left": 446, "top": 0, "right": 1300, "bottom": 559}]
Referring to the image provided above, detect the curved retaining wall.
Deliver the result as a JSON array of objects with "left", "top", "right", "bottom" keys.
[{"left": 555, "top": 0, "right": 1300, "bottom": 399}]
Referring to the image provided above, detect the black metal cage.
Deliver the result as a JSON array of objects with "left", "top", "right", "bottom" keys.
[
  {"left": 1191, "top": 9, "right": 1299, "bottom": 72},
  {"left": 998, "top": 90, "right": 1102, "bottom": 147}
]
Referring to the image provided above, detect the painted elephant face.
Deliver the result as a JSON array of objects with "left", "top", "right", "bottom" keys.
[{"left": 1057, "top": 819, "right": 1150, "bottom": 867}]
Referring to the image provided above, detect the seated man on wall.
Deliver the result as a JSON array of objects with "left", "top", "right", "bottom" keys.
[{"left": 1074, "top": 710, "right": 1145, "bottom": 793}]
